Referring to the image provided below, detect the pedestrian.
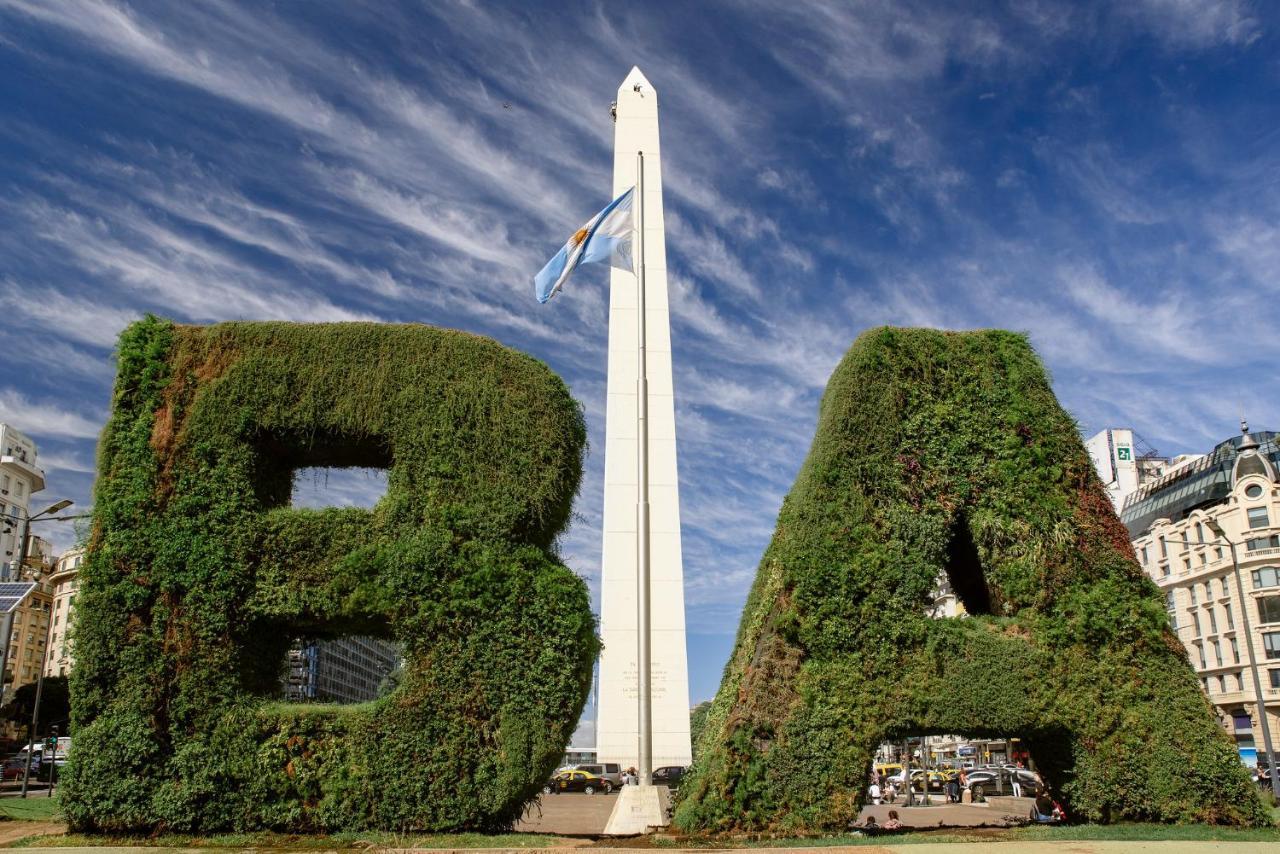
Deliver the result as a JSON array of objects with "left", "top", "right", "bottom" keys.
[
  {"left": 868, "top": 780, "right": 882, "bottom": 805},
  {"left": 958, "top": 768, "right": 968, "bottom": 797},
  {"left": 1033, "top": 787, "right": 1056, "bottom": 822},
  {"left": 946, "top": 774, "right": 959, "bottom": 803},
  {"left": 883, "top": 809, "right": 902, "bottom": 830},
  {"left": 1010, "top": 770, "right": 1023, "bottom": 798}
]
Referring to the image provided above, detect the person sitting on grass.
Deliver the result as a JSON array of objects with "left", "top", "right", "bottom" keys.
[
  {"left": 1032, "top": 787, "right": 1058, "bottom": 822},
  {"left": 883, "top": 809, "right": 902, "bottom": 830}
]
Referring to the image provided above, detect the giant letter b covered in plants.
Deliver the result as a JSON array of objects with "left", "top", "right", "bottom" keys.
[
  {"left": 675, "top": 327, "right": 1265, "bottom": 830},
  {"left": 64, "top": 319, "right": 597, "bottom": 833}
]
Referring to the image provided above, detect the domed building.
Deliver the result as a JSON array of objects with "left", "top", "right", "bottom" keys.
[{"left": 1121, "top": 423, "right": 1280, "bottom": 767}]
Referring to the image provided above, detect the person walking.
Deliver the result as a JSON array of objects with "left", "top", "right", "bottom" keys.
[{"left": 868, "top": 780, "right": 882, "bottom": 805}]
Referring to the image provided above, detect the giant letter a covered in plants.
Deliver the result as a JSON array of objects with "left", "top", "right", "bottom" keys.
[
  {"left": 676, "top": 327, "right": 1265, "bottom": 830},
  {"left": 64, "top": 319, "right": 597, "bottom": 833}
]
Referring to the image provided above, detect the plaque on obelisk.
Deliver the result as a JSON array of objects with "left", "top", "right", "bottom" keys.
[{"left": 596, "top": 67, "right": 692, "bottom": 775}]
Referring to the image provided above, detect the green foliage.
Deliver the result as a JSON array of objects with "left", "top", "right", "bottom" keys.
[
  {"left": 675, "top": 327, "right": 1266, "bottom": 832},
  {"left": 689, "top": 701, "right": 712, "bottom": 761},
  {"left": 62, "top": 319, "right": 598, "bottom": 834}
]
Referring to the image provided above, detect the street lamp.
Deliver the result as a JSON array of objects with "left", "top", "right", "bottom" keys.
[
  {"left": 4, "top": 500, "right": 75, "bottom": 582},
  {"left": 1204, "top": 518, "right": 1280, "bottom": 800},
  {"left": 0, "top": 499, "right": 77, "bottom": 696},
  {"left": 0, "top": 499, "right": 76, "bottom": 798}
]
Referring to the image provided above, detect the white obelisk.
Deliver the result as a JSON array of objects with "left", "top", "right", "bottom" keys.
[{"left": 597, "top": 67, "right": 692, "bottom": 782}]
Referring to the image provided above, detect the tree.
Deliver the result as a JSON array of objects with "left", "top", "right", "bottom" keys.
[{"left": 2, "top": 676, "right": 70, "bottom": 736}]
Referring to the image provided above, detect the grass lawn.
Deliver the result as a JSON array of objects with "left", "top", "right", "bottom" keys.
[
  {"left": 642, "top": 822, "right": 1280, "bottom": 848},
  {"left": 0, "top": 797, "right": 60, "bottom": 822},
  {"left": 7, "top": 831, "right": 569, "bottom": 849}
]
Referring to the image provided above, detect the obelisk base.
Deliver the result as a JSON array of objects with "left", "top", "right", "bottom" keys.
[{"left": 602, "top": 784, "right": 671, "bottom": 835}]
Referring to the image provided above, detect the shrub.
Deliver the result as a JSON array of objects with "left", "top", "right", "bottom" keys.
[
  {"left": 62, "top": 318, "right": 598, "bottom": 833},
  {"left": 674, "top": 327, "right": 1266, "bottom": 831}
]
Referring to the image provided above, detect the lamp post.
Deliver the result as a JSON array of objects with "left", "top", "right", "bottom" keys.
[
  {"left": 1205, "top": 518, "right": 1280, "bottom": 800},
  {"left": 8, "top": 499, "right": 75, "bottom": 798}
]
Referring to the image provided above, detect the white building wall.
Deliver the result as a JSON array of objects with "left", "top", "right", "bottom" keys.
[
  {"left": 596, "top": 67, "right": 693, "bottom": 770},
  {"left": 1129, "top": 439, "right": 1280, "bottom": 764},
  {"left": 1085, "top": 427, "right": 1141, "bottom": 511},
  {"left": 0, "top": 424, "right": 45, "bottom": 577}
]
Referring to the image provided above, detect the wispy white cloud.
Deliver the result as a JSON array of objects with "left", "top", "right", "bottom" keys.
[{"left": 0, "top": 390, "right": 102, "bottom": 440}]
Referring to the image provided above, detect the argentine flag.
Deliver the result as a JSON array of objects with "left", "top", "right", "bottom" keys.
[{"left": 535, "top": 187, "right": 635, "bottom": 303}]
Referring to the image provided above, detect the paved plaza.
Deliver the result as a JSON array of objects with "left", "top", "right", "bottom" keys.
[{"left": 515, "top": 792, "right": 1039, "bottom": 836}]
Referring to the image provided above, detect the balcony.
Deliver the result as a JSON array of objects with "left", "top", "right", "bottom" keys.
[{"left": 0, "top": 455, "right": 44, "bottom": 493}]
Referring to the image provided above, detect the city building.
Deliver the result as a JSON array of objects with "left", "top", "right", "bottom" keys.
[
  {"left": 0, "top": 424, "right": 45, "bottom": 579},
  {"left": 282, "top": 636, "right": 400, "bottom": 704},
  {"left": 1116, "top": 423, "right": 1280, "bottom": 765},
  {"left": 1084, "top": 427, "right": 1179, "bottom": 511},
  {"left": 45, "top": 547, "right": 84, "bottom": 678},
  {"left": 3, "top": 535, "right": 54, "bottom": 714}
]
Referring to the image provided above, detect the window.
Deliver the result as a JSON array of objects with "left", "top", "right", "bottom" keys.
[
  {"left": 1247, "top": 484, "right": 1265, "bottom": 499},
  {"left": 1196, "top": 522, "right": 1206, "bottom": 543},
  {"left": 1162, "top": 562, "right": 1171, "bottom": 578},
  {"left": 1200, "top": 552, "right": 1208, "bottom": 566},
  {"left": 1140, "top": 545, "right": 1149, "bottom": 564},
  {"left": 1202, "top": 677, "right": 1210, "bottom": 693},
  {"left": 1231, "top": 637, "right": 1241, "bottom": 662},
  {"left": 1212, "top": 638, "right": 1222, "bottom": 665},
  {"left": 1192, "top": 612, "right": 1202, "bottom": 636},
  {"left": 1190, "top": 585, "right": 1199, "bottom": 605},
  {"left": 1221, "top": 577, "right": 1231, "bottom": 598},
  {"left": 1217, "top": 547, "right": 1225, "bottom": 560},
  {"left": 1261, "top": 597, "right": 1280, "bottom": 624},
  {"left": 1272, "top": 669, "right": 1280, "bottom": 689},
  {"left": 1254, "top": 567, "right": 1280, "bottom": 589},
  {"left": 1198, "top": 643, "right": 1208, "bottom": 668},
  {"left": 1183, "top": 558, "right": 1192, "bottom": 573},
  {"left": 1265, "top": 632, "right": 1280, "bottom": 660},
  {"left": 14, "top": 482, "right": 21, "bottom": 497},
  {"left": 1, "top": 475, "right": 8, "bottom": 491},
  {"left": 1249, "top": 507, "right": 1270, "bottom": 530},
  {"left": 1209, "top": 608, "right": 1219, "bottom": 633},
  {"left": 1219, "top": 675, "right": 1227, "bottom": 692},
  {"left": 1226, "top": 604, "right": 1235, "bottom": 631},
  {"left": 1249, "top": 535, "right": 1280, "bottom": 552},
  {"left": 1160, "top": 536, "right": 1168, "bottom": 558}
]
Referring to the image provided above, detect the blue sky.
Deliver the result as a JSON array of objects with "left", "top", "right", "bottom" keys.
[{"left": 1, "top": 1, "right": 1278, "bottom": 711}]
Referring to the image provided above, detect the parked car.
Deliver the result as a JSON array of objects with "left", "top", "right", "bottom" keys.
[
  {"left": 544, "top": 770, "right": 613, "bottom": 795},
  {"left": 966, "top": 767, "right": 1040, "bottom": 798},
  {"left": 573, "top": 762, "right": 624, "bottom": 788},
  {"left": 908, "top": 770, "right": 948, "bottom": 792},
  {"left": 652, "top": 766, "right": 686, "bottom": 789},
  {"left": 1, "top": 758, "right": 29, "bottom": 781}
]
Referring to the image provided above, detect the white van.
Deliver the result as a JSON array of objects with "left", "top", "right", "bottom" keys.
[
  {"left": 17, "top": 737, "right": 71, "bottom": 765},
  {"left": 574, "top": 762, "right": 623, "bottom": 787}
]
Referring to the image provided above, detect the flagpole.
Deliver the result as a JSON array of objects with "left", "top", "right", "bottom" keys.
[{"left": 635, "top": 151, "right": 653, "bottom": 788}]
